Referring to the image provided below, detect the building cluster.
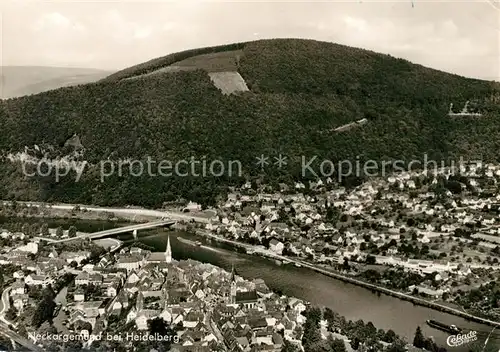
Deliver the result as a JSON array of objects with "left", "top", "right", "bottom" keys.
[
  {"left": 0, "top": 233, "right": 310, "bottom": 351},
  {"left": 199, "top": 163, "right": 500, "bottom": 299},
  {"left": 0, "top": 230, "right": 92, "bottom": 313},
  {"left": 1, "top": 162, "right": 500, "bottom": 349}
]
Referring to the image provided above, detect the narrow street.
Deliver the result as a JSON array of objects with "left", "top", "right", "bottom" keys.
[
  {"left": 53, "top": 286, "right": 70, "bottom": 335},
  {"left": 0, "top": 288, "right": 12, "bottom": 325},
  {"left": 206, "top": 310, "right": 226, "bottom": 350}
]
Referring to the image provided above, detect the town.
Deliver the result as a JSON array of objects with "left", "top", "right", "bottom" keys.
[
  {"left": 0, "top": 224, "right": 409, "bottom": 352},
  {"left": 196, "top": 162, "right": 500, "bottom": 323},
  {"left": 0, "top": 162, "right": 499, "bottom": 351}
]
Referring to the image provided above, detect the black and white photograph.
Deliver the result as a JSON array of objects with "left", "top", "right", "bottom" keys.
[{"left": 0, "top": 0, "right": 499, "bottom": 351}]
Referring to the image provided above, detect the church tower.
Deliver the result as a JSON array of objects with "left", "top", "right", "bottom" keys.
[
  {"left": 165, "top": 236, "right": 172, "bottom": 263},
  {"left": 230, "top": 265, "right": 237, "bottom": 304}
]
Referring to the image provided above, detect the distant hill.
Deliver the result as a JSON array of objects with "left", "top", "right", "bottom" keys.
[
  {"left": 0, "top": 39, "right": 499, "bottom": 207},
  {"left": 0, "top": 66, "right": 112, "bottom": 99}
]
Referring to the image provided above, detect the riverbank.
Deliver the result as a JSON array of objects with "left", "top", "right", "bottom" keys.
[
  {"left": 192, "top": 229, "right": 500, "bottom": 329},
  {"left": 0, "top": 203, "right": 128, "bottom": 222},
  {"left": 295, "top": 261, "right": 500, "bottom": 328},
  {"left": 0, "top": 201, "right": 214, "bottom": 224}
]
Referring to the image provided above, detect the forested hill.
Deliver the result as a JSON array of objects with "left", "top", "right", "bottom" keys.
[{"left": 0, "top": 38, "right": 499, "bottom": 207}]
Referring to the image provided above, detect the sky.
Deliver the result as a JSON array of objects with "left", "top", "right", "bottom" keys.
[{"left": 1, "top": 0, "right": 499, "bottom": 81}]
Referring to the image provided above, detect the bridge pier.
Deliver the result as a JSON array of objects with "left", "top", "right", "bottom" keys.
[{"left": 133, "top": 229, "right": 137, "bottom": 240}]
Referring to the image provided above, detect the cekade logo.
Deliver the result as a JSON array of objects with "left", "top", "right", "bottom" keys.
[{"left": 446, "top": 330, "right": 478, "bottom": 347}]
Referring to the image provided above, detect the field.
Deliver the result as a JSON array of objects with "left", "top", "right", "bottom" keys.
[
  {"left": 125, "top": 50, "right": 244, "bottom": 81},
  {"left": 123, "top": 50, "right": 249, "bottom": 95}
]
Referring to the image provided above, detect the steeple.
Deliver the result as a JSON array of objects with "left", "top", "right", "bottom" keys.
[
  {"left": 230, "top": 264, "right": 236, "bottom": 283},
  {"left": 230, "top": 265, "right": 237, "bottom": 304},
  {"left": 165, "top": 236, "right": 172, "bottom": 263}
]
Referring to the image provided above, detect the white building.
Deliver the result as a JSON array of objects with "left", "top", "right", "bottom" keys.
[
  {"left": 183, "top": 201, "right": 201, "bottom": 212},
  {"left": 15, "top": 242, "right": 38, "bottom": 255},
  {"left": 116, "top": 255, "right": 144, "bottom": 272},
  {"left": 269, "top": 239, "right": 284, "bottom": 255}
]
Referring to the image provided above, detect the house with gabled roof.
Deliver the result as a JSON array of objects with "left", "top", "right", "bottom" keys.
[
  {"left": 134, "top": 309, "right": 161, "bottom": 330},
  {"left": 10, "top": 280, "right": 25, "bottom": 296},
  {"left": 24, "top": 274, "right": 52, "bottom": 287},
  {"left": 116, "top": 254, "right": 144, "bottom": 272},
  {"left": 183, "top": 310, "right": 204, "bottom": 328},
  {"left": 12, "top": 294, "right": 28, "bottom": 311},
  {"left": 75, "top": 272, "right": 90, "bottom": 286},
  {"left": 110, "top": 290, "right": 129, "bottom": 313},
  {"left": 269, "top": 239, "right": 284, "bottom": 255},
  {"left": 106, "top": 282, "right": 119, "bottom": 297},
  {"left": 89, "top": 273, "right": 103, "bottom": 285},
  {"left": 74, "top": 288, "right": 85, "bottom": 302}
]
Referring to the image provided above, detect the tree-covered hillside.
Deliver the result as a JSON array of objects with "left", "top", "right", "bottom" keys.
[{"left": 0, "top": 39, "right": 499, "bottom": 207}]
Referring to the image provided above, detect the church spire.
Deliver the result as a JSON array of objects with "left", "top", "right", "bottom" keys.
[
  {"left": 230, "top": 264, "right": 236, "bottom": 282},
  {"left": 230, "top": 264, "right": 237, "bottom": 304},
  {"left": 165, "top": 236, "right": 172, "bottom": 263}
]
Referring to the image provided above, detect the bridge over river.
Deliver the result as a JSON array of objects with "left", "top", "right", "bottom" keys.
[{"left": 36, "top": 219, "right": 175, "bottom": 243}]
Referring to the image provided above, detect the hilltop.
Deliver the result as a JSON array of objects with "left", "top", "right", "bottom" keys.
[
  {"left": 0, "top": 39, "right": 499, "bottom": 207},
  {"left": 0, "top": 66, "right": 112, "bottom": 99}
]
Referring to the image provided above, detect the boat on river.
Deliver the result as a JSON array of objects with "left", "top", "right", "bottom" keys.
[
  {"left": 426, "top": 319, "right": 462, "bottom": 334},
  {"left": 177, "top": 237, "right": 199, "bottom": 246}
]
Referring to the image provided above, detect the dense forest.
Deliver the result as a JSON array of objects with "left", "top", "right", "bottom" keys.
[{"left": 0, "top": 39, "right": 499, "bottom": 207}]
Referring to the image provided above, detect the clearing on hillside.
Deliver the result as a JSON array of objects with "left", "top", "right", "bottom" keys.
[
  {"left": 208, "top": 72, "right": 249, "bottom": 95},
  {"left": 123, "top": 49, "right": 249, "bottom": 94},
  {"left": 124, "top": 50, "right": 243, "bottom": 81}
]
